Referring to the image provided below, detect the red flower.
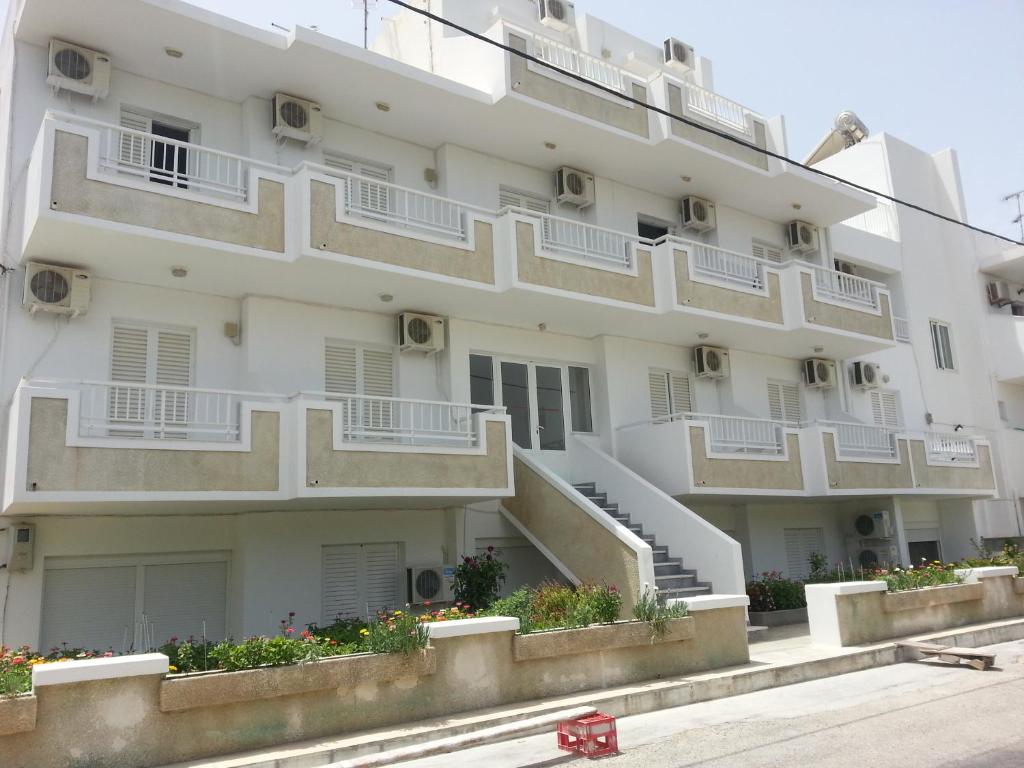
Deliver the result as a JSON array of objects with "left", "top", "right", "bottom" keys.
[
  {"left": 285, "top": 627, "right": 295, "bottom": 635},
  {"left": 487, "top": 545, "right": 495, "bottom": 552},
  {"left": 424, "top": 600, "right": 432, "bottom": 607},
  {"left": 288, "top": 611, "right": 296, "bottom": 617}
]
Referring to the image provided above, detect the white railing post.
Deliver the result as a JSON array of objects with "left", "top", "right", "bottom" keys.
[{"left": 538, "top": 213, "right": 637, "bottom": 270}]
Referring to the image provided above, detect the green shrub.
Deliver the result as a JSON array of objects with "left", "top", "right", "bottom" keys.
[
  {"left": 483, "top": 582, "right": 622, "bottom": 633},
  {"left": 364, "top": 609, "right": 429, "bottom": 654},
  {"left": 633, "top": 588, "right": 688, "bottom": 641},
  {"left": 308, "top": 617, "right": 367, "bottom": 647},
  {"left": 876, "top": 562, "right": 961, "bottom": 592},
  {"left": 487, "top": 588, "right": 536, "bottom": 633},
  {"left": 453, "top": 547, "right": 509, "bottom": 611},
  {"left": 746, "top": 571, "right": 806, "bottom": 612}
]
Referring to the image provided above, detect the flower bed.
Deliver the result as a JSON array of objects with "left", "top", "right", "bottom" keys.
[
  {"left": 881, "top": 581, "right": 983, "bottom": 613},
  {"left": 512, "top": 617, "right": 694, "bottom": 661},
  {"left": 746, "top": 571, "right": 807, "bottom": 626},
  {"left": 0, "top": 694, "right": 36, "bottom": 736}
]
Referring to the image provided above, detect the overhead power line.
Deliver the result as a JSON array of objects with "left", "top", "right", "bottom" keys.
[{"left": 383, "top": 0, "right": 1024, "bottom": 248}]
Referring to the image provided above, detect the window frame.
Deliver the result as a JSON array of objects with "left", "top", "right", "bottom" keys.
[{"left": 929, "top": 320, "right": 956, "bottom": 371}]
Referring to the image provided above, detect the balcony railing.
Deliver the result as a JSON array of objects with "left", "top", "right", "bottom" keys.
[
  {"left": 630, "top": 411, "right": 786, "bottom": 456},
  {"left": 809, "top": 265, "right": 883, "bottom": 312},
  {"left": 539, "top": 213, "right": 638, "bottom": 270},
  {"left": 527, "top": 31, "right": 625, "bottom": 93},
  {"left": 685, "top": 240, "right": 767, "bottom": 291},
  {"left": 305, "top": 393, "right": 506, "bottom": 449},
  {"left": 841, "top": 201, "right": 899, "bottom": 241},
  {"left": 894, "top": 316, "right": 911, "bottom": 343},
  {"left": 681, "top": 82, "right": 758, "bottom": 137},
  {"left": 925, "top": 433, "right": 978, "bottom": 464},
  {"left": 329, "top": 169, "right": 482, "bottom": 242},
  {"left": 821, "top": 421, "right": 898, "bottom": 460}
]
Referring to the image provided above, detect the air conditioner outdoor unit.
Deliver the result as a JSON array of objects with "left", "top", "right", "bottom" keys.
[
  {"left": 846, "top": 536, "right": 898, "bottom": 570},
  {"left": 853, "top": 511, "right": 894, "bottom": 539},
  {"left": 399, "top": 312, "right": 446, "bottom": 354},
  {"left": 23, "top": 262, "right": 90, "bottom": 317},
  {"left": 804, "top": 358, "right": 835, "bottom": 389},
  {"left": 680, "top": 195, "right": 716, "bottom": 232},
  {"left": 852, "top": 361, "right": 881, "bottom": 390},
  {"left": 47, "top": 39, "right": 110, "bottom": 100},
  {"left": 538, "top": 0, "right": 575, "bottom": 32},
  {"left": 663, "top": 37, "right": 695, "bottom": 70},
  {"left": 409, "top": 565, "right": 455, "bottom": 604},
  {"left": 786, "top": 220, "right": 819, "bottom": 253},
  {"left": 272, "top": 93, "right": 323, "bottom": 144},
  {"left": 694, "top": 345, "right": 729, "bottom": 379},
  {"left": 554, "top": 166, "right": 595, "bottom": 208},
  {"left": 987, "top": 281, "right": 1013, "bottom": 307}
]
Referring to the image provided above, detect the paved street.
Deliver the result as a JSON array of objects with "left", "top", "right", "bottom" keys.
[{"left": 403, "top": 639, "right": 1024, "bottom": 768}]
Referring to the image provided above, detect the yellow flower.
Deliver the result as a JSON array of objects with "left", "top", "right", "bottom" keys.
[
  {"left": 359, "top": 628, "right": 369, "bottom": 636},
  {"left": 394, "top": 610, "right": 403, "bottom": 616},
  {"left": 168, "top": 665, "right": 178, "bottom": 672}
]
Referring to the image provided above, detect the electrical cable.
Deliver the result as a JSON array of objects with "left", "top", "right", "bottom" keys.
[{"left": 384, "top": 0, "right": 1024, "bottom": 248}]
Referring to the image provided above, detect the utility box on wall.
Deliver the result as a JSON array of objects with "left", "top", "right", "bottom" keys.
[{"left": 8, "top": 523, "right": 35, "bottom": 571}]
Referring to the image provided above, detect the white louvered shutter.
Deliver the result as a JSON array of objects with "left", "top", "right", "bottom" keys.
[
  {"left": 119, "top": 109, "right": 152, "bottom": 168},
  {"left": 752, "top": 241, "right": 783, "bottom": 264},
  {"left": 767, "top": 381, "right": 801, "bottom": 423},
  {"left": 142, "top": 562, "right": 227, "bottom": 644},
  {"left": 649, "top": 371, "right": 670, "bottom": 420},
  {"left": 325, "top": 343, "right": 358, "bottom": 395},
  {"left": 649, "top": 371, "right": 692, "bottom": 420},
  {"left": 498, "top": 186, "right": 551, "bottom": 214},
  {"left": 322, "top": 545, "right": 361, "bottom": 623},
  {"left": 325, "top": 156, "right": 392, "bottom": 216},
  {"left": 41, "top": 566, "right": 138, "bottom": 653},
  {"left": 110, "top": 325, "right": 149, "bottom": 425},
  {"left": 871, "top": 390, "right": 901, "bottom": 428},
  {"left": 669, "top": 373, "right": 693, "bottom": 414},
  {"left": 155, "top": 330, "right": 193, "bottom": 429},
  {"left": 361, "top": 348, "right": 395, "bottom": 431},
  {"left": 363, "top": 544, "right": 400, "bottom": 615},
  {"left": 783, "top": 528, "right": 825, "bottom": 580}
]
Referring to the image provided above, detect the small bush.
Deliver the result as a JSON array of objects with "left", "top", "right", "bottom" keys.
[
  {"left": 483, "top": 582, "right": 621, "bottom": 633},
  {"left": 876, "top": 562, "right": 961, "bottom": 592},
  {"left": 746, "top": 571, "right": 806, "bottom": 612},
  {"left": 633, "top": 588, "right": 688, "bottom": 641},
  {"left": 453, "top": 547, "right": 509, "bottom": 611},
  {"left": 364, "top": 609, "right": 429, "bottom": 654}
]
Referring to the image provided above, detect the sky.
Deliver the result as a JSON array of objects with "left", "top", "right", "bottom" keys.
[{"left": 26, "top": 0, "right": 1024, "bottom": 240}]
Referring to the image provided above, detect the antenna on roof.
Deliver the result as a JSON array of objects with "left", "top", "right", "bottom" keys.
[
  {"left": 1003, "top": 190, "right": 1024, "bottom": 242},
  {"left": 352, "top": 0, "right": 379, "bottom": 49}
]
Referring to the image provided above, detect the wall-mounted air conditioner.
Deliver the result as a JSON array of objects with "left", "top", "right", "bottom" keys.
[
  {"left": 538, "top": 0, "right": 575, "bottom": 32},
  {"left": 23, "top": 262, "right": 90, "bottom": 317},
  {"left": 409, "top": 565, "right": 455, "bottom": 604},
  {"left": 846, "top": 537, "right": 898, "bottom": 569},
  {"left": 663, "top": 38, "right": 695, "bottom": 70},
  {"left": 680, "top": 195, "right": 716, "bottom": 233},
  {"left": 852, "top": 510, "right": 893, "bottom": 539},
  {"left": 272, "top": 93, "right": 323, "bottom": 144},
  {"left": 554, "top": 166, "right": 595, "bottom": 208},
  {"left": 399, "top": 312, "right": 446, "bottom": 354},
  {"left": 786, "top": 220, "right": 819, "bottom": 253},
  {"left": 852, "top": 361, "right": 881, "bottom": 390},
  {"left": 987, "top": 281, "right": 1013, "bottom": 307},
  {"left": 804, "top": 358, "right": 835, "bottom": 389},
  {"left": 47, "top": 39, "right": 110, "bottom": 100},
  {"left": 694, "top": 345, "right": 729, "bottom": 379}
]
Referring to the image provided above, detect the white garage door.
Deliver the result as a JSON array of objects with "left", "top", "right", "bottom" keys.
[
  {"left": 322, "top": 543, "right": 400, "bottom": 623},
  {"left": 41, "top": 556, "right": 228, "bottom": 653}
]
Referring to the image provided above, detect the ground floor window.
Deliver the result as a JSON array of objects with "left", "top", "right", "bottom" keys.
[
  {"left": 321, "top": 543, "right": 401, "bottom": 623},
  {"left": 908, "top": 539, "right": 942, "bottom": 565},
  {"left": 783, "top": 527, "right": 825, "bottom": 580}
]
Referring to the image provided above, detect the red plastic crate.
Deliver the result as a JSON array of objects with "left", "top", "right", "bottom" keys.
[{"left": 556, "top": 713, "right": 618, "bottom": 758}]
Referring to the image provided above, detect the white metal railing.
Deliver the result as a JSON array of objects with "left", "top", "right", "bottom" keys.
[
  {"left": 331, "top": 170, "right": 472, "bottom": 242},
  {"left": 693, "top": 413, "right": 785, "bottom": 455},
  {"left": 894, "top": 316, "right": 911, "bottom": 342},
  {"left": 307, "top": 393, "right": 506, "bottom": 449},
  {"left": 528, "top": 32, "right": 625, "bottom": 92},
  {"left": 809, "top": 265, "right": 882, "bottom": 311},
  {"left": 822, "top": 421, "right": 898, "bottom": 460},
  {"left": 926, "top": 433, "right": 978, "bottom": 464},
  {"left": 681, "top": 82, "right": 756, "bottom": 136},
  {"left": 842, "top": 201, "right": 899, "bottom": 240},
  {"left": 540, "top": 214, "right": 638, "bottom": 270},
  {"left": 688, "top": 241, "right": 767, "bottom": 291}
]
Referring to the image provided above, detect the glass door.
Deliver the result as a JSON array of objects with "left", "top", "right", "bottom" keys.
[{"left": 497, "top": 361, "right": 567, "bottom": 454}]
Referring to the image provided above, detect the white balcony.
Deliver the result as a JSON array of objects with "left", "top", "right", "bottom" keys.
[
  {"left": 820, "top": 420, "right": 898, "bottom": 460},
  {"left": 680, "top": 81, "right": 761, "bottom": 139},
  {"left": 925, "top": 433, "right": 979, "bottom": 465},
  {"left": 537, "top": 212, "right": 639, "bottom": 271},
  {"left": 684, "top": 240, "right": 768, "bottom": 293},
  {"left": 841, "top": 200, "right": 900, "bottom": 241},
  {"left": 679, "top": 412, "right": 786, "bottom": 456},
  {"left": 526, "top": 31, "right": 626, "bottom": 93},
  {"left": 809, "top": 265, "right": 884, "bottom": 312}
]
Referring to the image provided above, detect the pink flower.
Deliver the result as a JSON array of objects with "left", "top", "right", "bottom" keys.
[
  {"left": 103, "top": 651, "right": 113, "bottom": 658},
  {"left": 285, "top": 627, "right": 295, "bottom": 635}
]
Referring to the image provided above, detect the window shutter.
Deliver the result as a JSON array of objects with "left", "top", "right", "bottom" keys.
[
  {"left": 871, "top": 390, "right": 900, "bottom": 428},
  {"left": 649, "top": 371, "right": 670, "bottom": 420},
  {"left": 499, "top": 186, "right": 551, "bottom": 214},
  {"left": 154, "top": 330, "right": 192, "bottom": 428},
  {"left": 322, "top": 545, "right": 361, "bottom": 623},
  {"left": 362, "top": 544, "right": 399, "bottom": 615},
  {"left": 119, "top": 109, "right": 151, "bottom": 168},
  {"left": 361, "top": 349, "right": 395, "bottom": 398},
  {"left": 110, "top": 325, "right": 149, "bottom": 424},
  {"left": 752, "top": 241, "right": 783, "bottom": 263},
  {"left": 783, "top": 528, "right": 825, "bottom": 580},
  {"left": 41, "top": 566, "right": 138, "bottom": 653},
  {"left": 142, "top": 562, "right": 227, "bottom": 643},
  {"left": 325, "top": 343, "right": 358, "bottom": 394},
  {"left": 767, "top": 381, "right": 801, "bottom": 423},
  {"left": 669, "top": 373, "right": 693, "bottom": 414}
]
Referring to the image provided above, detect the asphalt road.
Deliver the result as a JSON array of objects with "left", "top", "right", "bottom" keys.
[{"left": 402, "top": 639, "right": 1024, "bottom": 768}]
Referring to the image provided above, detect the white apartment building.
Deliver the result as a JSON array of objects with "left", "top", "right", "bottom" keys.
[{"left": 0, "top": 0, "right": 1013, "bottom": 652}]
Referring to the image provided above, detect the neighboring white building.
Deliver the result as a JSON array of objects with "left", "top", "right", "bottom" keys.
[{"left": 0, "top": 0, "right": 1013, "bottom": 652}]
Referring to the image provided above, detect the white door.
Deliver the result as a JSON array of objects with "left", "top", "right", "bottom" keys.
[
  {"left": 497, "top": 361, "right": 569, "bottom": 468},
  {"left": 322, "top": 543, "right": 400, "bottom": 623}
]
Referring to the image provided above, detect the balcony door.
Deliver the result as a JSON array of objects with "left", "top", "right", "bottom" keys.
[{"left": 498, "top": 361, "right": 567, "bottom": 456}]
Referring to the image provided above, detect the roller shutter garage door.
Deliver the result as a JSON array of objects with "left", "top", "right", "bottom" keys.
[{"left": 40, "top": 557, "right": 227, "bottom": 653}]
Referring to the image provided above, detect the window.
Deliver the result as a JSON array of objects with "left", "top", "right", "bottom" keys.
[
  {"left": 324, "top": 341, "right": 395, "bottom": 398},
  {"left": 322, "top": 543, "right": 400, "bottom": 623},
  {"left": 324, "top": 154, "right": 393, "bottom": 217},
  {"left": 568, "top": 366, "right": 594, "bottom": 433},
  {"left": 637, "top": 215, "right": 676, "bottom": 240},
  {"left": 498, "top": 186, "right": 550, "bottom": 214},
  {"left": 871, "top": 390, "right": 901, "bottom": 428},
  {"left": 783, "top": 527, "right": 825, "bottom": 580},
  {"left": 648, "top": 370, "right": 693, "bottom": 420},
  {"left": 469, "top": 354, "right": 495, "bottom": 409},
  {"left": 751, "top": 240, "right": 783, "bottom": 264},
  {"left": 930, "top": 321, "right": 955, "bottom": 370},
  {"left": 109, "top": 322, "right": 194, "bottom": 433},
  {"left": 501, "top": 361, "right": 532, "bottom": 449},
  {"left": 766, "top": 380, "right": 801, "bottom": 423},
  {"left": 118, "top": 107, "right": 195, "bottom": 189}
]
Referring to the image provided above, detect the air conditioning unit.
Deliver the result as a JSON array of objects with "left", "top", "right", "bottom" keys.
[
  {"left": 988, "top": 281, "right": 1013, "bottom": 307},
  {"left": 23, "top": 262, "right": 90, "bottom": 317},
  {"left": 399, "top": 312, "right": 446, "bottom": 354},
  {"left": 786, "top": 220, "right": 819, "bottom": 253},
  {"left": 409, "top": 565, "right": 455, "bottom": 604},
  {"left": 538, "top": 0, "right": 575, "bottom": 32},
  {"left": 680, "top": 195, "right": 716, "bottom": 233},
  {"left": 846, "top": 537, "right": 899, "bottom": 570},
  {"left": 47, "top": 39, "right": 110, "bottom": 100},
  {"left": 272, "top": 93, "right": 323, "bottom": 144},
  {"left": 663, "top": 37, "right": 695, "bottom": 70},
  {"left": 852, "top": 361, "right": 881, "bottom": 390},
  {"left": 554, "top": 167, "right": 595, "bottom": 208},
  {"left": 804, "top": 358, "right": 835, "bottom": 389},
  {"left": 694, "top": 345, "right": 729, "bottom": 379},
  {"left": 852, "top": 510, "right": 893, "bottom": 539}
]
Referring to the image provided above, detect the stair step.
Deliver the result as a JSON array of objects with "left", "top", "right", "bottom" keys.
[
  {"left": 658, "top": 585, "right": 713, "bottom": 599},
  {"left": 584, "top": 494, "right": 608, "bottom": 506},
  {"left": 628, "top": 524, "right": 645, "bottom": 537},
  {"left": 651, "top": 548, "right": 672, "bottom": 563},
  {"left": 572, "top": 482, "right": 596, "bottom": 494},
  {"left": 653, "top": 561, "right": 684, "bottom": 576},
  {"left": 601, "top": 503, "right": 619, "bottom": 513},
  {"left": 655, "top": 574, "right": 698, "bottom": 590},
  {"left": 611, "top": 514, "right": 631, "bottom": 525}
]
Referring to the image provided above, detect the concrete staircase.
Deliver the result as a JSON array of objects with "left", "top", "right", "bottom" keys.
[{"left": 572, "top": 481, "right": 712, "bottom": 600}]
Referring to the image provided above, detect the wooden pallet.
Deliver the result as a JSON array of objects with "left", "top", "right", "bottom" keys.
[{"left": 898, "top": 641, "right": 996, "bottom": 671}]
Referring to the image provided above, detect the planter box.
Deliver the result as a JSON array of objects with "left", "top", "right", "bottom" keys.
[
  {"left": 0, "top": 694, "right": 36, "bottom": 735},
  {"left": 1014, "top": 577, "right": 1024, "bottom": 595},
  {"left": 512, "top": 618, "right": 694, "bottom": 662},
  {"left": 882, "top": 582, "right": 984, "bottom": 613},
  {"left": 159, "top": 648, "right": 435, "bottom": 712},
  {"left": 748, "top": 607, "right": 808, "bottom": 627}
]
